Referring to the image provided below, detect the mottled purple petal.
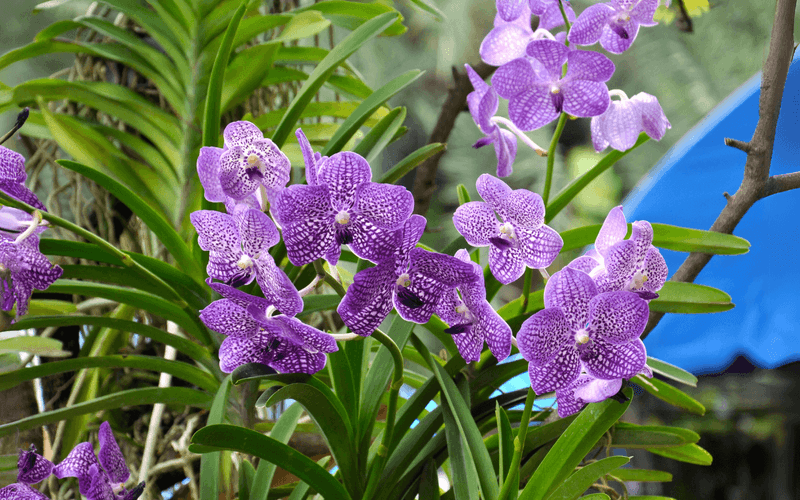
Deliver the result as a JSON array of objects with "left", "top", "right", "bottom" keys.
[
  {"left": 475, "top": 301, "right": 513, "bottom": 361},
  {"left": 495, "top": 129, "right": 518, "bottom": 178},
  {"left": 219, "top": 333, "right": 271, "bottom": 373},
  {"left": 630, "top": 220, "right": 654, "bottom": 265},
  {"left": 499, "top": 189, "right": 544, "bottom": 229},
  {"left": 53, "top": 442, "right": 98, "bottom": 494},
  {"left": 633, "top": 92, "right": 670, "bottom": 140},
  {"left": 270, "top": 344, "right": 327, "bottom": 374},
  {"left": 517, "top": 307, "right": 571, "bottom": 365},
  {"left": 272, "top": 184, "right": 335, "bottom": 266},
  {"left": 509, "top": 86, "right": 560, "bottom": 131},
  {"left": 525, "top": 39, "right": 569, "bottom": 77},
  {"left": 97, "top": 422, "right": 129, "bottom": 485},
  {"left": 587, "top": 291, "right": 648, "bottom": 343},
  {"left": 595, "top": 206, "right": 627, "bottom": 256},
  {"left": 574, "top": 376, "right": 623, "bottom": 403},
  {"left": 347, "top": 216, "right": 401, "bottom": 263},
  {"left": 0, "top": 147, "right": 26, "bottom": 183},
  {"left": 544, "top": 267, "right": 598, "bottom": 330},
  {"left": 317, "top": 152, "right": 372, "bottom": 211},
  {"left": 601, "top": 239, "right": 637, "bottom": 291},
  {"left": 197, "top": 147, "right": 225, "bottom": 203},
  {"left": 254, "top": 254, "right": 302, "bottom": 317},
  {"left": 252, "top": 140, "right": 291, "bottom": 190},
  {"left": 567, "top": 255, "right": 601, "bottom": 274},
  {"left": 207, "top": 279, "right": 275, "bottom": 311},
  {"left": 518, "top": 224, "right": 563, "bottom": 269},
  {"left": 599, "top": 21, "right": 640, "bottom": 54},
  {"left": 488, "top": 243, "right": 525, "bottom": 284},
  {"left": 476, "top": 173, "right": 512, "bottom": 207},
  {"left": 480, "top": 24, "right": 534, "bottom": 66},
  {"left": 596, "top": 99, "right": 642, "bottom": 151},
  {"left": 0, "top": 484, "right": 50, "bottom": 500},
  {"left": 477, "top": 87, "right": 500, "bottom": 133},
  {"left": 0, "top": 182, "right": 45, "bottom": 211},
  {"left": 191, "top": 211, "right": 240, "bottom": 253},
  {"left": 398, "top": 215, "right": 427, "bottom": 261},
  {"left": 591, "top": 115, "right": 610, "bottom": 152},
  {"left": 528, "top": 345, "right": 580, "bottom": 393},
  {"left": 555, "top": 375, "right": 591, "bottom": 417},
  {"left": 436, "top": 289, "right": 465, "bottom": 325},
  {"left": 338, "top": 261, "right": 396, "bottom": 336},
  {"left": 296, "top": 128, "right": 319, "bottom": 185},
  {"left": 271, "top": 315, "right": 338, "bottom": 353},
  {"left": 453, "top": 202, "right": 499, "bottom": 246},
  {"left": 567, "top": 3, "right": 614, "bottom": 45},
  {"left": 562, "top": 80, "right": 610, "bottom": 117},
  {"left": 223, "top": 121, "right": 262, "bottom": 148},
  {"left": 17, "top": 447, "right": 52, "bottom": 484},
  {"left": 354, "top": 182, "right": 413, "bottom": 230},
  {"left": 200, "top": 299, "right": 260, "bottom": 337},
  {"left": 565, "top": 50, "right": 615, "bottom": 82},
  {"left": 491, "top": 58, "right": 536, "bottom": 100},
  {"left": 641, "top": 247, "right": 667, "bottom": 292},
  {"left": 537, "top": 0, "right": 576, "bottom": 30},
  {"left": 409, "top": 248, "right": 480, "bottom": 288},
  {"left": 239, "top": 209, "right": 279, "bottom": 256},
  {"left": 497, "top": 0, "right": 527, "bottom": 21},
  {"left": 466, "top": 64, "right": 490, "bottom": 123},
  {"left": 450, "top": 325, "right": 483, "bottom": 363},
  {"left": 219, "top": 146, "right": 261, "bottom": 199},
  {"left": 582, "top": 337, "right": 646, "bottom": 380},
  {"left": 631, "top": 0, "right": 659, "bottom": 26}
]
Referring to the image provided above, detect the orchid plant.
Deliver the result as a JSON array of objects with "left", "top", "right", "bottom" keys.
[{"left": 2, "top": 0, "right": 793, "bottom": 499}]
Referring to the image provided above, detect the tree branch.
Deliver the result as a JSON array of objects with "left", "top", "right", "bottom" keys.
[
  {"left": 412, "top": 62, "right": 496, "bottom": 217},
  {"left": 763, "top": 171, "right": 800, "bottom": 197},
  {"left": 643, "top": 0, "right": 797, "bottom": 338}
]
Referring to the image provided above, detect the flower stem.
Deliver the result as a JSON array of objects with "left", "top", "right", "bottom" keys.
[
  {"left": 362, "top": 328, "right": 404, "bottom": 500},
  {"left": 522, "top": 268, "right": 533, "bottom": 310},
  {"left": 497, "top": 387, "right": 536, "bottom": 500},
  {"left": 312, "top": 259, "right": 346, "bottom": 298},
  {"left": 542, "top": 113, "right": 568, "bottom": 206},
  {"left": 491, "top": 116, "right": 548, "bottom": 156},
  {"left": 557, "top": 0, "right": 572, "bottom": 34}
]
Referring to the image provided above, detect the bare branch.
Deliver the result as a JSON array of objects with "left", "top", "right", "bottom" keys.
[
  {"left": 762, "top": 171, "right": 800, "bottom": 197},
  {"left": 723, "top": 137, "right": 751, "bottom": 153},
  {"left": 411, "top": 62, "right": 496, "bottom": 217},
  {"left": 643, "top": 0, "right": 796, "bottom": 338}
]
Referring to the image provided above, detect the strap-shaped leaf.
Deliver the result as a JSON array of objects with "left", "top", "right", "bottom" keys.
[
  {"left": 418, "top": 459, "right": 441, "bottom": 500},
  {"left": 294, "top": 1, "right": 407, "bottom": 36},
  {"left": 378, "top": 143, "right": 446, "bottom": 185},
  {"left": 322, "top": 69, "right": 423, "bottom": 155},
  {"left": 649, "top": 282, "right": 734, "bottom": 314},
  {"left": 496, "top": 403, "right": 514, "bottom": 486},
  {"left": 0, "top": 355, "right": 218, "bottom": 393},
  {"left": 262, "top": 66, "right": 374, "bottom": 99},
  {"left": 221, "top": 43, "right": 281, "bottom": 112},
  {"left": 285, "top": 456, "right": 331, "bottom": 500},
  {"left": 251, "top": 403, "right": 304, "bottom": 500},
  {"left": 610, "top": 423, "right": 698, "bottom": 448},
  {"left": 270, "top": 12, "right": 400, "bottom": 147},
  {"left": 56, "top": 160, "right": 201, "bottom": 279},
  {"left": 633, "top": 375, "right": 706, "bottom": 415},
  {"left": 441, "top": 395, "right": 478, "bottom": 500},
  {"left": 0, "top": 387, "right": 212, "bottom": 438},
  {"left": 545, "top": 456, "right": 630, "bottom": 500},
  {"left": 519, "top": 389, "right": 632, "bottom": 500},
  {"left": 200, "top": 376, "right": 232, "bottom": 500},
  {"left": 231, "top": 363, "right": 310, "bottom": 386},
  {"left": 647, "top": 443, "right": 713, "bottom": 466},
  {"left": 0, "top": 336, "right": 69, "bottom": 358},
  {"left": 611, "top": 469, "right": 672, "bottom": 482},
  {"left": 191, "top": 424, "right": 353, "bottom": 500},
  {"left": 327, "top": 345, "right": 360, "bottom": 422},
  {"left": 353, "top": 107, "right": 406, "bottom": 162},
  {"left": 408, "top": 0, "right": 446, "bottom": 20},
  {"left": 646, "top": 357, "right": 698, "bottom": 387}
]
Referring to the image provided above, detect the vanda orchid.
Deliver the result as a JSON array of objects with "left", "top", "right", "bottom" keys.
[{"left": 6, "top": 0, "right": 786, "bottom": 497}]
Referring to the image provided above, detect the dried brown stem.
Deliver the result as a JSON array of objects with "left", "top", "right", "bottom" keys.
[{"left": 643, "top": 0, "right": 797, "bottom": 338}]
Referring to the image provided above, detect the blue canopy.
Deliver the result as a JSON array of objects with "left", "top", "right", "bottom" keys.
[{"left": 624, "top": 53, "right": 800, "bottom": 374}]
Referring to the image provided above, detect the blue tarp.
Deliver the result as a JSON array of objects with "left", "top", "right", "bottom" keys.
[{"left": 624, "top": 54, "right": 800, "bottom": 374}]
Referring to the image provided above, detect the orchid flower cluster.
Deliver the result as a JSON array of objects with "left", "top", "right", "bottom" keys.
[
  {"left": 470, "top": 0, "right": 671, "bottom": 177},
  {"left": 0, "top": 422, "right": 144, "bottom": 500}
]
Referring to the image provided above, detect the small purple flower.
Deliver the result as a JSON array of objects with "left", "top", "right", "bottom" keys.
[
  {"left": 568, "top": 0, "right": 658, "bottom": 54},
  {"left": 480, "top": 2, "right": 535, "bottom": 66},
  {"left": 570, "top": 206, "right": 667, "bottom": 295},
  {"left": 338, "top": 215, "right": 479, "bottom": 336},
  {"left": 0, "top": 484, "right": 49, "bottom": 500},
  {"left": 493, "top": 40, "right": 615, "bottom": 131},
  {"left": 555, "top": 365, "right": 652, "bottom": 417},
  {"left": 0, "top": 233, "right": 62, "bottom": 317},
  {"left": 190, "top": 208, "right": 302, "bottom": 316},
  {"left": 453, "top": 174, "right": 562, "bottom": 285},
  {"left": 0, "top": 146, "right": 45, "bottom": 211},
  {"left": 465, "top": 64, "right": 518, "bottom": 177},
  {"left": 53, "top": 422, "right": 144, "bottom": 500},
  {"left": 271, "top": 131, "right": 413, "bottom": 266},
  {"left": 196, "top": 146, "right": 261, "bottom": 214},
  {"left": 214, "top": 121, "right": 290, "bottom": 200},
  {"left": 436, "top": 249, "right": 512, "bottom": 362},
  {"left": 200, "top": 281, "right": 337, "bottom": 374},
  {"left": 517, "top": 267, "right": 649, "bottom": 393},
  {"left": 16, "top": 445, "right": 53, "bottom": 485},
  {"left": 529, "top": 0, "right": 577, "bottom": 30},
  {"left": 591, "top": 92, "right": 671, "bottom": 152}
]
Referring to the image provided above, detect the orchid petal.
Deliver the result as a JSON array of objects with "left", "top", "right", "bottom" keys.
[
  {"left": 0, "top": 484, "right": 49, "bottom": 500},
  {"left": 197, "top": 147, "right": 226, "bottom": 203},
  {"left": 453, "top": 201, "right": 500, "bottom": 247},
  {"left": 354, "top": 182, "right": 414, "bottom": 230},
  {"left": 595, "top": 206, "right": 627, "bottom": 256},
  {"left": 544, "top": 267, "right": 598, "bottom": 330},
  {"left": 338, "top": 261, "right": 396, "bottom": 336},
  {"left": 517, "top": 307, "right": 571, "bottom": 365},
  {"left": 581, "top": 337, "right": 647, "bottom": 380},
  {"left": 223, "top": 121, "right": 262, "bottom": 148},
  {"left": 491, "top": 58, "right": 536, "bottom": 100},
  {"left": 16, "top": 448, "right": 52, "bottom": 485},
  {"left": 567, "top": 3, "right": 614, "bottom": 45},
  {"left": 254, "top": 254, "right": 303, "bottom": 317},
  {"left": 97, "top": 422, "right": 129, "bottom": 485},
  {"left": 562, "top": 80, "right": 610, "bottom": 118},
  {"left": 528, "top": 345, "right": 580, "bottom": 393},
  {"left": 499, "top": 189, "right": 545, "bottom": 229},
  {"left": 199, "top": 299, "right": 260, "bottom": 337},
  {"left": 488, "top": 243, "right": 525, "bottom": 284},
  {"left": 317, "top": 152, "right": 372, "bottom": 211},
  {"left": 633, "top": 92, "right": 671, "bottom": 140},
  {"left": 564, "top": 50, "right": 615, "bottom": 82},
  {"left": 598, "top": 21, "right": 640, "bottom": 54},
  {"left": 480, "top": 24, "right": 534, "bottom": 66},
  {"left": 518, "top": 224, "right": 563, "bottom": 269},
  {"left": 587, "top": 291, "right": 648, "bottom": 343},
  {"left": 525, "top": 39, "right": 570, "bottom": 77},
  {"left": 509, "top": 85, "right": 560, "bottom": 131}
]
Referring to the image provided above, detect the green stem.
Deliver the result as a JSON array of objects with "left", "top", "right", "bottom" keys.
[
  {"left": 522, "top": 268, "right": 533, "bottom": 310},
  {"left": 557, "top": 0, "right": 572, "bottom": 35},
  {"left": 362, "top": 328, "right": 404, "bottom": 500},
  {"left": 312, "top": 259, "right": 346, "bottom": 298},
  {"left": 497, "top": 388, "right": 536, "bottom": 500},
  {"left": 542, "top": 113, "right": 568, "bottom": 206},
  {"left": 0, "top": 192, "right": 188, "bottom": 309}
]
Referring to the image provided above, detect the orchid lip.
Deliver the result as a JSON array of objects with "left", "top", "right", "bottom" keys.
[
  {"left": 396, "top": 287, "right": 424, "bottom": 309},
  {"left": 610, "top": 22, "right": 630, "bottom": 39},
  {"left": 489, "top": 236, "right": 513, "bottom": 250},
  {"left": 444, "top": 323, "right": 471, "bottom": 335},
  {"left": 335, "top": 226, "right": 353, "bottom": 245}
]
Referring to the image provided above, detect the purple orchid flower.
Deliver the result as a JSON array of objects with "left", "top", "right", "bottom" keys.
[
  {"left": 190, "top": 208, "right": 302, "bottom": 316},
  {"left": 0, "top": 146, "right": 45, "bottom": 211},
  {"left": 0, "top": 207, "right": 48, "bottom": 237},
  {"left": 16, "top": 445, "right": 53, "bottom": 485},
  {"left": 465, "top": 64, "right": 518, "bottom": 178},
  {"left": 555, "top": 364, "right": 652, "bottom": 417},
  {"left": 435, "top": 249, "right": 513, "bottom": 362},
  {"left": 271, "top": 130, "right": 414, "bottom": 266},
  {"left": 209, "top": 121, "right": 290, "bottom": 201},
  {"left": 453, "top": 174, "right": 562, "bottom": 285},
  {"left": 591, "top": 91, "right": 671, "bottom": 152},
  {"left": 53, "top": 422, "right": 144, "bottom": 500},
  {"left": 529, "top": 0, "right": 577, "bottom": 30},
  {"left": 200, "top": 281, "right": 337, "bottom": 374},
  {"left": 0, "top": 233, "right": 62, "bottom": 317},
  {"left": 338, "top": 215, "right": 479, "bottom": 336},
  {"left": 196, "top": 146, "right": 262, "bottom": 214},
  {"left": 569, "top": 206, "right": 667, "bottom": 296},
  {"left": 493, "top": 40, "right": 615, "bottom": 131},
  {"left": 0, "top": 484, "right": 49, "bottom": 500},
  {"left": 517, "top": 267, "right": 650, "bottom": 393},
  {"left": 568, "top": 0, "right": 658, "bottom": 54},
  {"left": 480, "top": 2, "right": 536, "bottom": 66}
]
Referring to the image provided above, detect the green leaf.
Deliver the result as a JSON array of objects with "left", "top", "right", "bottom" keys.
[
  {"left": 609, "top": 469, "right": 672, "bottom": 482},
  {"left": 456, "top": 184, "right": 471, "bottom": 205},
  {"left": 294, "top": 1, "right": 407, "bottom": 36},
  {"left": 191, "top": 424, "right": 352, "bottom": 500},
  {"left": 353, "top": 107, "right": 407, "bottom": 163},
  {"left": 203, "top": 0, "right": 248, "bottom": 148},
  {"left": 519, "top": 389, "right": 632, "bottom": 500},
  {"left": 0, "top": 454, "right": 16, "bottom": 471},
  {"left": 611, "top": 423, "right": 698, "bottom": 448},
  {"left": 646, "top": 357, "right": 698, "bottom": 387},
  {"left": 419, "top": 459, "right": 441, "bottom": 500},
  {"left": 221, "top": 43, "right": 281, "bottom": 112},
  {"left": 648, "top": 224, "right": 750, "bottom": 255},
  {"left": 580, "top": 496, "right": 610, "bottom": 500},
  {"left": 649, "top": 282, "right": 734, "bottom": 314},
  {"left": 321, "top": 69, "right": 423, "bottom": 156},
  {"left": 252, "top": 403, "right": 304, "bottom": 500},
  {"left": 0, "top": 387, "right": 211, "bottom": 438},
  {"left": 496, "top": 403, "right": 514, "bottom": 487},
  {"left": 546, "top": 456, "right": 630, "bottom": 500},
  {"left": 231, "top": 363, "right": 310, "bottom": 386},
  {"left": 627, "top": 497, "right": 677, "bottom": 500},
  {"left": 270, "top": 12, "right": 399, "bottom": 147},
  {"left": 378, "top": 143, "right": 446, "bottom": 185},
  {"left": 634, "top": 375, "right": 706, "bottom": 415},
  {"left": 441, "top": 394, "right": 477, "bottom": 500},
  {"left": 0, "top": 355, "right": 218, "bottom": 393},
  {"left": 200, "top": 376, "right": 233, "bottom": 500},
  {"left": 24, "top": 299, "right": 78, "bottom": 316},
  {"left": 0, "top": 336, "right": 70, "bottom": 357},
  {"left": 56, "top": 160, "right": 201, "bottom": 279},
  {"left": 647, "top": 444, "right": 713, "bottom": 466},
  {"left": 274, "top": 10, "right": 332, "bottom": 42},
  {"left": 407, "top": 0, "right": 446, "bottom": 20}
]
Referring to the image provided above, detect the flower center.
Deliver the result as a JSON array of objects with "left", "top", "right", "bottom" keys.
[
  {"left": 455, "top": 303, "right": 469, "bottom": 315},
  {"left": 396, "top": 273, "right": 411, "bottom": 287},
  {"left": 630, "top": 270, "right": 648, "bottom": 290},
  {"left": 237, "top": 254, "right": 254, "bottom": 270},
  {"left": 550, "top": 85, "right": 561, "bottom": 95},
  {"left": 574, "top": 329, "right": 590, "bottom": 345},
  {"left": 499, "top": 222, "right": 516, "bottom": 239},
  {"left": 247, "top": 153, "right": 261, "bottom": 166},
  {"left": 335, "top": 210, "right": 351, "bottom": 225}
]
